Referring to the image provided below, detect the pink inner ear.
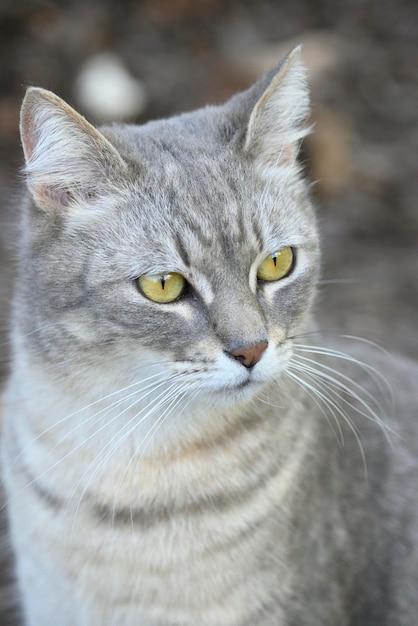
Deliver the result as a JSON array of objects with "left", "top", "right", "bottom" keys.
[
  {"left": 20, "top": 88, "right": 126, "bottom": 216},
  {"left": 279, "top": 144, "right": 297, "bottom": 166},
  {"left": 31, "top": 183, "right": 75, "bottom": 212},
  {"left": 50, "top": 188, "right": 75, "bottom": 208},
  {"left": 29, "top": 181, "right": 99, "bottom": 213},
  {"left": 20, "top": 108, "right": 40, "bottom": 165}
]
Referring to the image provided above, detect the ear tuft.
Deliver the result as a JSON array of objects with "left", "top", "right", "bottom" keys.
[
  {"left": 244, "top": 46, "right": 311, "bottom": 169},
  {"left": 20, "top": 87, "right": 126, "bottom": 213}
]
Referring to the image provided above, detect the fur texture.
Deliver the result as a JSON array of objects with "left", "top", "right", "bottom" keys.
[{"left": 2, "top": 48, "right": 418, "bottom": 625}]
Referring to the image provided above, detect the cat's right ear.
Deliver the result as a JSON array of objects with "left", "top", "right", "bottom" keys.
[
  {"left": 20, "top": 87, "right": 127, "bottom": 214},
  {"left": 241, "top": 47, "right": 310, "bottom": 171}
]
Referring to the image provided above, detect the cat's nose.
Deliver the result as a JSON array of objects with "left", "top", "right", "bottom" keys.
[{"left": 228, "top": 341, "right": 268, "bottom": 368}]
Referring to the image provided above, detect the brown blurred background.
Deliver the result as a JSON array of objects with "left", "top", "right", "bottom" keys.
[{"left": 1, "top": 0, "right": 417, "bottom": 386}]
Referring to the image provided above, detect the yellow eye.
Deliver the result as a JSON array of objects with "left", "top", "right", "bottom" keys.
[
  {"left": 257, "top": 247, "right": 294, "bottom": 282},
  {"left": 138, "top": 272, "right": 187, "bottom": 303}
]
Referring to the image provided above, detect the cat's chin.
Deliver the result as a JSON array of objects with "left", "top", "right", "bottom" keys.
[{"left": 203, "top": 376, "right": 270, "bottom": 408}]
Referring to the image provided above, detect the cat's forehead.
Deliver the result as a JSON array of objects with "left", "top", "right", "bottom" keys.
[
  {"left": 107, "top": 117, "right": 303, "bottom": 221},
  {"left": 100, "top": 112, "right": 315, "bottom": 274},
  {"left": 107, "top": 119, "right": 251, "bottom": 218},
  {"left": 128, "top": 153, "right": 263, "bottom": 272},
  {"left": 125, "top": 151, "right": 295, "bottom": 264}
]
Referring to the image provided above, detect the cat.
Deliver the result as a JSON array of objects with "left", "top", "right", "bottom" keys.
[{"left": 2, "top": 46, "right": 418, "bottom": 626}]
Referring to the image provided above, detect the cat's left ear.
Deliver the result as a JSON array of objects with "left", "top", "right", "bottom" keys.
[
  {"left": 243, "top": 46, "right": 310, "bottom": 168},
  {"left": 20, "top": 87, "right": 127, "bottom": 214}
]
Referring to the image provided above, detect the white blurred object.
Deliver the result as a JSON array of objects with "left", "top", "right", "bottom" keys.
[{"left": 74, "top": 52, "right": 147, "bottom": 121}]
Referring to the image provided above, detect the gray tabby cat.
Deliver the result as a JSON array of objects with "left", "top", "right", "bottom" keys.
[{"left": 2, "top": 47, "right": 418, "bottom": 626}]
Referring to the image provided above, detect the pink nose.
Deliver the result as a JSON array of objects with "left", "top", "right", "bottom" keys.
[{"left": 228, "top": 341, "right": 268, "bottom": 368}]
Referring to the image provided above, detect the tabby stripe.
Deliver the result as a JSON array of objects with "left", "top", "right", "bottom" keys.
[
  {"left": 174, "top": 235, "right": 190, "bottom": 267},
  {"left": 90, "top": 410, "right": 286, "bottom": 528},
  {"left": 92, "top": 453, "right": 283, "bottom": 529},
  {"left": 12, "top": 409, "right": 290, "bottom": 529},
  {"left": 10, "top": 426, "right": 68, "bottom": 513},
  {"left": 28, "top": 473, "right": 65, "bottom": 511},
  {"left": 16, "top": 449, "right": 281, "bottom": 529}
]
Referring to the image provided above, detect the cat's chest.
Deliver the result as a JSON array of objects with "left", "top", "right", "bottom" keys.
[
  {"left": 13, "top": 415, "right": 344, "bottom": 626},
  {"left": 24, "top": 448, "right": 302, "bottom": 626}
]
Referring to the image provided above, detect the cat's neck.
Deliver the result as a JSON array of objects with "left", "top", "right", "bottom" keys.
[{"left": 6, "top": 346, "right": 317, "bottom": 508}]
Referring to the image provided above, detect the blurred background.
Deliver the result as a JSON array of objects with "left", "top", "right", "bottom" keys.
[{"left": 0, "top": 0, "right": 417, "bottom": 385}]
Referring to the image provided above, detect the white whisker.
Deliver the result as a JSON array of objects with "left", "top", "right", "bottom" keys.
[
  {"left": 286, "top": 367, "right": 346, "bottom": 446},
  {"left": 286, "top": 367, "right": 368, "bottom": 478},
  {"left": 294, "top": 342, "right": 393, "bottom": 405},
  {"left": 68, "top": 378, "right": 186, "bottom": 535},
  {"left": 9, "top": 369, "right": 170, "bottom": 470},
  {"left": 291, "top": 354, "right": 394, "bottom": 442}
]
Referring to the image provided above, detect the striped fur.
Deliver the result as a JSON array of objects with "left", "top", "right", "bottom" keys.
[{"left": 2, "top": 48, "right": 418, "bottom": 625}]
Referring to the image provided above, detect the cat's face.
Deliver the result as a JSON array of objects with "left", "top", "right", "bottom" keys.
[{"left": 17, "top": 48, "right": 319, "bottom": 412}]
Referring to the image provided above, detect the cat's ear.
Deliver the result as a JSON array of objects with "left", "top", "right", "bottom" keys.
[
  {"left": 243, "top": 47, "right": 310, "bottom": 169},
  {"left": 20, "top": 87, "right": 127, "bottom": 213}
]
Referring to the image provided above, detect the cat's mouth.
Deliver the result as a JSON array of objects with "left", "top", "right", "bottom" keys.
[{"left": 216, "top": 372, "right": 266, "bottom": 397}]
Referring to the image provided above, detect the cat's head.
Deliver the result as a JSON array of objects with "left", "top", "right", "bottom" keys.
[{"left": 17, "top": 48, "right": 319, "bottom": 411}]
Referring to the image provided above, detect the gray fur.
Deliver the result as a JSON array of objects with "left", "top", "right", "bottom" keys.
[{"left": 2, "top": 48, "right": 418, "bottom": 625}]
